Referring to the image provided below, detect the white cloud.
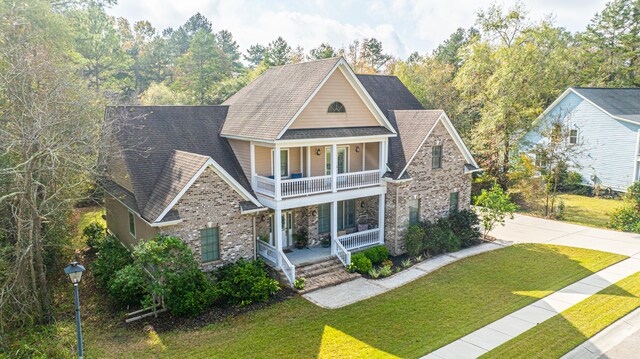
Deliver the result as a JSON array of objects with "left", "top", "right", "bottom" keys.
[{"left": 107, "top": 0, "right": 607, "bottom": 59}]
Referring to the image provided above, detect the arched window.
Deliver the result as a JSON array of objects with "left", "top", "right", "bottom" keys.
[{"left": 327, "top": 101, "right": 346, "bottom": 113}]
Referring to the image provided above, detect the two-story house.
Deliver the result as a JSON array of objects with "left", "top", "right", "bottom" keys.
[
  {"left": 102, "top": 57, "right": 479, "bottom": 287},
  {"left": 523, "top": 87, "right": 640, "bottom": 192}
]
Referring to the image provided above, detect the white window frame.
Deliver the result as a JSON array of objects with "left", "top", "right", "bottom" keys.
[
  {"left": 270, "top": 148, "right": 290, "bottom": 178},
  {"left": 569, "top": 128, "right": 578, "bottom": 145},
  {"left": 324, "top": 145, "right": 350, "bottom": 175},
  {"left": 127, "top": 210, "right": 136, "bottom": 238}
]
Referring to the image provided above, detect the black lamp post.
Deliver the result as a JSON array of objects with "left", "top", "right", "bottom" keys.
[{"left": 64, "top": 261, "right": 86, "bottom": 359}]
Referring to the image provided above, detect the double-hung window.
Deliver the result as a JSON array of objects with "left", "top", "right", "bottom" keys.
[
  {"left": 569, "top": 129, "right": 578, "bottom": 144},
  {"left": 200, "top": 227, "right": 220, "bottom": 263},
  {"left": 432, "top": 145, "right": 442, "bottom": 169},
  {"left": 408, "top": 198, "right": 420, "bottom": 226}
]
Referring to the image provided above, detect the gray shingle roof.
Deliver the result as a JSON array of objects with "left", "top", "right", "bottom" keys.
[
  {"left": 221, "top": 57, "right": 341, "bottom": 140},
  {"left": 572, "top": 87, "right": 640, "bottom": 124},
  {"left": 280, "top": 126, "right": 393, "bottom": 140},
  {"left": 357, "top": 74, "right": 440, "bottom": 179},
  {"left": 387, "top": 110, "right": 444, "bottom": 179},
  {"left": 105, "top": 106, "right": 255, "bottom": 222}
]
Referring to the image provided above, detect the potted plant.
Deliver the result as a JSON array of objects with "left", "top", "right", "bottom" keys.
[
  {"left": 320, "top": 235, "right": 330, "bottom": 248},
  {"left": 293, "top": 228, "right": 308, "bottom": 249}
]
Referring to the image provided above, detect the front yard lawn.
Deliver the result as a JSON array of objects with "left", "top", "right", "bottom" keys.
[
  {"left": 518, "top": 193, "right": 623, "bottom": 228},
  {"left": 483, "top": 271, "right": 640, "bottom": 358},
  {"left": 84, "top": 244, "right": 625, "bottom": 359}
]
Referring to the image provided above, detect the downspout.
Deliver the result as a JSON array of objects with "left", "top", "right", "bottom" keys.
[
  {"left": 252, "top": 215, "right": 257, "bottom": 260},
  {"left": 394, "top": 184, "right": 399, "bottom": 255}
]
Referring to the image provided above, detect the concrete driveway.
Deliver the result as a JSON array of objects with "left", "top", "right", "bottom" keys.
[{"left": 489, "top": 214, "right": 640, "bottom": 257}]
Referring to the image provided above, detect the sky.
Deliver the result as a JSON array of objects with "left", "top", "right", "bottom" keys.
[{"left": 108, "top": 0, "right": 608, "bottom": 59}]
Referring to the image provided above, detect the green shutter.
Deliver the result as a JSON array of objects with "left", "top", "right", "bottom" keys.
[
  {"left": 449, "top": 192, "right": 459, "bottom": 213},
  {"left": 432, "top": 145, "right": 442, "bottom": 169},
  {"left": 200, "top": 227, "right": 220, "bottom": 262},
  {"left": 346, "top": 200, "right": 355, "bottom": 228},
  {"left": 318, "top": 203, "right": 330, "bottom": 233},
  {"left": 337, "top": 201, "right": 344, "bottom": 230}
]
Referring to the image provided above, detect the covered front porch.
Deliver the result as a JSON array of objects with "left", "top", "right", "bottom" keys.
[{"left": 255, "top": 194, "right": 386, "bottom": 284}]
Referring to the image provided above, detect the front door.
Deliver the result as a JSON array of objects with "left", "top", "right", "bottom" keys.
[
  {"left": 270, "top": 211, "right": 293, "bottom": 248},
  {"left": 281, "top": 211, "right": 293, "bottom": 248}
]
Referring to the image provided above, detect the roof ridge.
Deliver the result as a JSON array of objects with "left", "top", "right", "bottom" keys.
[{"left": 265, "top": 56, "right": 342, "bottom": 70}]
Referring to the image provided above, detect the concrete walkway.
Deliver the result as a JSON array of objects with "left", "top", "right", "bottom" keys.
[
  {"left": 561, "top": 308, "right": 640, "bottom": 359},
  {"left": 303, "top": 242, "right": 504, "bottom": 309},
  {"left": 423, "top": 257, "right": 640, "bottom": 359}
]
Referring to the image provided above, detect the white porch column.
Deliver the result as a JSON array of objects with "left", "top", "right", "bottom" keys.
[
  {"left": 331, "top": 200, "right": 338, "bottom": 255},
  {"left": 250, "top": 142, "right": 256, "bottom": 189},
  {"left": 306, "top": 145, "right": 311, "bottom": 177},
  {"left": 274, "top": 146, "right": 281, "bottom": 200},
  {"left": 299, "top": 147, "right": 303, "bottom": 176},
  {"left": 274, "top": 208, "right": 283, "bottom": 267},
  {"left": 379, "top": 140, "right": 386, "bottom": 177},
  {"left": 378, "top": 193, "right": 385, "bottom": 245},
  {"left": 331, "top": 143, "right": 338, "bottom": 192}
]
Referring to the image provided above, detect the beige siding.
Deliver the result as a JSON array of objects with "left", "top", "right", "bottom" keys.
[
  {"left": 290, "top": 70, "right": 379, "bottom": 129},
  {"left": 255, "top": 145, "right": 272, "bottom": 176},
  {"left": 228, "top": 139, "right": 251, "bottom": 179},
  {"left": 364, "top": 142, "right": 380, "bottom": 170},
  {"left": 105, "top": 194, "right": 157, "bottom": 249}
]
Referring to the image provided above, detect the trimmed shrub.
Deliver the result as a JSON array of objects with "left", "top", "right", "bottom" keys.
[
  {"left": 424, "top": 219, "right": 461, "bottom": 254},
  {"left": 108, "top": 264, "right": 148, "bottom": 307},
  {"left": 404, "top": 224, "right": 426, "bottom": 257},
  {"left": 135, "top": 235, "right": 217, "bottom": 317},
  {"left": 215, "top": 259, "right": 280, "bottom": 306},
  {"left": 83, "top": 222, "right": 105, "bottom": 249},
  {"left": 448, "top": 210, "right": 481, "bottom": 248},
  {"left": 92, "top": 234, "right": 132, "bottom": 288},
  {"left": 362, "top": 245, "right": 389, "bottom": 265},
  {"left": 351, "top": 253, "right": 372, "bottom": 274},
  {"left": 609, "top": 182, "right": 640, "bottom": 233}
]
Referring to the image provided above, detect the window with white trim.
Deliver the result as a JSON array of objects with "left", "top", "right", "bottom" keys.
[
  {"left": 569, "top": 129, "right": 578, "bottom": 144},
  {"left": 128, "top": 210, "right": 136, "bottom": 237},
  {"left": 408, "top": 198, "right": 420, "bottom": 225}
]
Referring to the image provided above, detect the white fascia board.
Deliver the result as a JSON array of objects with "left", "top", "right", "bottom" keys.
[
  {"left": 530, "top": 88, "right": 574, "bottom": 129},
  {"left": 569, "top": 88, "right": 640, "bottom": 126},
  {"left": 153, "top": 158, "right": 263, "bottom": 223},
  {"left": 240, "top": 207, "right": 269, "bottom": 215},
  {"left": 397, "top": 111, "right": 479, "bottom": 179},
  {"left": 150, "top": 219, "right": 184, "bottom": 227},
  {"left": 276, "top": 134, "right": 394, "bottom": 147},
  {"left": 220, "top": 134, "right": 275, "bottom": 146}
]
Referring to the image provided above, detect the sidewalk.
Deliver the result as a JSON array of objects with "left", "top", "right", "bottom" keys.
[
  {"left": 422, "top": 257, "right": 640, "bottom": 359},
  {"left": 303, "top": 242, "right": 504, "bottom": 309}
]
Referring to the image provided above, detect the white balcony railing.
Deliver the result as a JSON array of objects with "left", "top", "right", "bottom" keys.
[
  {"left": 336, "top": 170, "right": 381, "bottom": 190},
  {"left": 335, "top": 238, "right": 351, "bottom": 267},
  {"left": 281, "top": 175, "right": 332, "bottom": 197},
  {"left": 254, "top": 169, "right": 381, "bottom": 199},
  {"left": 256, "top": 239, "right": 295, "bottom": 286},
  {"left": 337, "top": 228, "right": 381, "bottom": 251}
]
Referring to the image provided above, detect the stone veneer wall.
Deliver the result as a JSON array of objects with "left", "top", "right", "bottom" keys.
[
  {"left": 160, "top": 168, "right": 255, "bottom": 271},
  {"left": 384, "top": 121, "right": 472, "bottom": 255},
  {"left": 254, "top": 196, "right": 380, "bottom": 248}
]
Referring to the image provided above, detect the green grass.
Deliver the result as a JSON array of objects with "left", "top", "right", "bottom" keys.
[
  {"left": 82, "top": 244, "right": 625, "bottom": 359},
  {"left": 77, "top": 206, "right": 105, "bottom": 233},
  {"left": 483, "top": 271, "right": 640, "bottom": 358},
  {"left": 519, "top": 193, "right": 623, "bottom": 228}
]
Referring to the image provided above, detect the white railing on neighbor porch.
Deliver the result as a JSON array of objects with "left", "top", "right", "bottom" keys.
[
  {"left": 337, "top": 228, "right": 381, "bottom": 251},
  {"left": 281, "top": 175, "right": 332, "bottom": 197},
  {"left": 336, "top": 170, "right": 381, "bottom": 190},
  {"left": 335, "top": 239, "right": 351, "bottom": 267},
  {"left": 256, "top": 239, "right": 295, "bottom": 286}
]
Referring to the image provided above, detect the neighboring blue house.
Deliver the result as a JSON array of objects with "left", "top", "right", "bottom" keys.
[{"left": 523, "top": 87, "right": 640, "bottom": 192}]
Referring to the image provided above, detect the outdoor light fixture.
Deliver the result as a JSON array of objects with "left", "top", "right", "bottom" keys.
[
  {"left": 64, "top": 262, "right": 86, "bottom": 359},
  {"left": 355, "top": 146, "right": 360, "bottom": 153},
  {"left": 316, "top": 149, "right": 321, "bottom": 156}
]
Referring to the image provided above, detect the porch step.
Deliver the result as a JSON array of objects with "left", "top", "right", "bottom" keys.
[{"left": 294, "top": 257, "right": 360, "bottom": 294}]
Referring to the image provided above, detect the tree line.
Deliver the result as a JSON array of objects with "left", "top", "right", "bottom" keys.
[{"left": 0, "top": 0, "right": 637, "bottom": 333}]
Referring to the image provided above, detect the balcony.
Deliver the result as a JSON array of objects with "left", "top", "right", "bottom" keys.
[{"left": 254, "top": 169, "right": 381, "bottom": 198}]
